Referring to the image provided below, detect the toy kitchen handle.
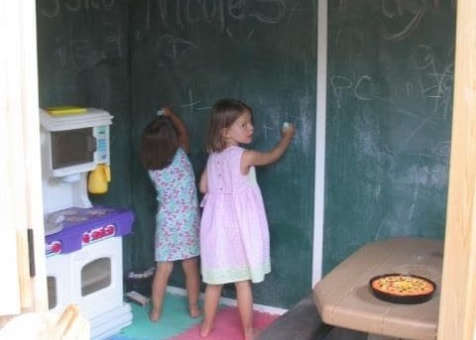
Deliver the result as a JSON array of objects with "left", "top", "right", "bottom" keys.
[
  {"left": 87, "top": 135, "right": 97, "bottom": 153},
  {"left": 88, "top": 164, "right": 111, "bottom": 194}
]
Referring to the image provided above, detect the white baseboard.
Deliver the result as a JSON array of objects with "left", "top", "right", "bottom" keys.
[{"left": 166, "top": 286, "right": 288, "bottom": 316}]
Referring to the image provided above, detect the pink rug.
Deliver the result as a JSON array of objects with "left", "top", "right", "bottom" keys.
[{"left": 170, "top": 307, "right": 279, "bottom": 340}]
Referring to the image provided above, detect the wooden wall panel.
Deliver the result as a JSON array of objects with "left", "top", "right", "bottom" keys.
[{"left": 438, "top": 0, "right": 476, "bottom": 338}]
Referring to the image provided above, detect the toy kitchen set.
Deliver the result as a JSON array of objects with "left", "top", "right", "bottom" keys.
[{"left": 40, "top": 107, "right": 134, "bottom": 339}]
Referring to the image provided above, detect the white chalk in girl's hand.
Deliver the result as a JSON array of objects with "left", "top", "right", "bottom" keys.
[
  {"left": 157, "top": 109, "right": 165, "bottom": 116},
  {"left": 283, "top": 122, "right": 290, "bottom": 129}
]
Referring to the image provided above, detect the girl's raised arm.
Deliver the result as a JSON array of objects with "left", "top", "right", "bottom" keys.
[
  {"left": 163, "top": 106, "right": 191, "bottom": 153},
  {"left": 241, "top": 124, "right": 295, "bottom": 174}
]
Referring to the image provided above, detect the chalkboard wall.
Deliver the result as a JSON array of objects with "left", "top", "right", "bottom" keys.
[
  {"left": 128, "top": 0, "right": 317, "bottom": 308},
  {"left": 36, "top": 0, "right": 317, "bottom": 309},
  {"left": 35, "top": 0, "right": 456, "bottom": 309},
  {"left": 324, "top": 1, "right": 456, "bottom": 274}
]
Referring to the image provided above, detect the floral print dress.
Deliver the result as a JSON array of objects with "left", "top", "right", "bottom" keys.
[{"left": 148, "top": 148, "right": 200, "bottom": 262}]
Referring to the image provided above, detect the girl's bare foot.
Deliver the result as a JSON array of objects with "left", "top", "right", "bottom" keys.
[
  {"left": 189, "top": 305, "right": 202, "bottom": 318},
  {"left": 149, "top": 308, "right": 161, "bottom": 322},
  {"left": 200, "top": 321, "right": 214, "bottom": 337}
]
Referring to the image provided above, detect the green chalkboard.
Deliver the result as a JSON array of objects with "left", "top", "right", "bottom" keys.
[
  {"left": 35, "top": 1, "right": 316, "bottom": 309},
  {"left": 36, "top": 0, "right": 456, "bottom": 310},
  {"left": 324, "top": 1, "right": 456, "bottom": 274},
  {"left": 128, "top": 1, "right": 317, "bottom": 308}
]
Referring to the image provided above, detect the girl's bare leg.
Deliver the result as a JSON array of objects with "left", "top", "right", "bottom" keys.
[
  {"left": 149, "top": 261, "right": 173, "bottom": 322},
  {"left": 200, "top": 284, "right": 223, "bottom": 337},
  {"left": 235, "top": 280, "right": 254, "bottom": 340},
  {"left": 182, "top": 256, "right": 201, "bottom": 318}
]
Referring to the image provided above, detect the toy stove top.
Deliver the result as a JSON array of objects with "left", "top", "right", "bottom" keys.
[{"left": 45, "top": 206, "right": 134, "bottom": 257}]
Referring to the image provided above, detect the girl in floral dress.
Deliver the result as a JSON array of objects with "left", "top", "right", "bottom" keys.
[
  {"left": 199, "top": 99, "right": 295, "bottom": 339},
  {"left": 140, "top": 107, "right": 200, "bottom": 322}
]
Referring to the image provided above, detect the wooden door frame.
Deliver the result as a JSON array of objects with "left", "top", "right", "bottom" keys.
[
  {"left": 0, "top": 0, "right": 47, "bottom": 325},
  {"left": 437, "top": 0, "right": 476, "bottom": 338}
]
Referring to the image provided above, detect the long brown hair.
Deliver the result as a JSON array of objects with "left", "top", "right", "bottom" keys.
[
  {"left": 206, "top": 99, "right": 252, "bottom": 152},
  {"left": 140, "top": 117, "right": 179, "bottom": 170}
]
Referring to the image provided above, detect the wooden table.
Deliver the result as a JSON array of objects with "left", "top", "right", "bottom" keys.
[{"left": 313, "top": 237, "right": 443, "bottom": 339}]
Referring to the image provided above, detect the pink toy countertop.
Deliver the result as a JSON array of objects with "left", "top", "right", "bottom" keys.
[{"left": 313, "top": 237, "right": 443, "bottom": 340}]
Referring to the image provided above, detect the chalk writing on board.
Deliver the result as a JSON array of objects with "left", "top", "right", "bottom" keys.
[
  {"left": 330, "top": 44, "right": 453, "bottom": 118},
  {"left": 381, "top": 0, "right": 427, "bottom": 41},
  {"left": 38, "top": 0, "right": 126, "bottom": 64},
  {"left": 407, "top": 45, "right": 454, "bottom": 118},
  {"left": 52, "top": 29, "right": 125, "bottom": 71},
  {"left": 177, "top": 88, "right": 211, "bottom": 114},
  {"left": 135, "top": 0, "right": 285, "bottom": 35},
  {"left": 336, "top": 0, "right": 456, "bottom": 41},
  {"left": 381, "top": 0, "right": 457, "bottom": 41},
  {"left": 262, "top": 124, "right": 275, "bottom": 143},
  {"left": 156, "top": 34, "right": 198, "bottom": 66},
  {"left": 329, "top": 75, "right": 383, "bottom": 109},
  {"left": 105, "top": 22, "right": 127, "bottom": 59},
  {"left": 53, "top": 40, "right": 105, "bottom": 70},
  {"left": 39, "top": 0, "right": 115, "bottom": 18}
]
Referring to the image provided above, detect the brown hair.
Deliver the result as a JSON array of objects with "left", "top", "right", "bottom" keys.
[
  {"left": 206, "top": 99, "right": 253, "bottom": 152},
  {"left": 140, "top": 117, "right": 179, "bottom": 170}
]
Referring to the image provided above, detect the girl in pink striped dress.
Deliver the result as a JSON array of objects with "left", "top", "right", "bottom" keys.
[{"left": 199, "top": 99, "right": 295, "bottom": 339}]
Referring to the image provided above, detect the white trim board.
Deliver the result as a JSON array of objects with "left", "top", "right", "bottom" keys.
[
  {"left": 312, "top": 0, "right": 328, "bottom": 286},
  {"left": 166, "top": 286, "right": 288, "bottom": 316}
]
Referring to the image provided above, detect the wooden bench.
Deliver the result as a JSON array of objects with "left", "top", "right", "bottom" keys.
[
  {"left": 258, "top": 293, "right": 369, "bottom": 340},
  {"left": 257, "top": 293, "right": 333, "bottom": 340}
]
